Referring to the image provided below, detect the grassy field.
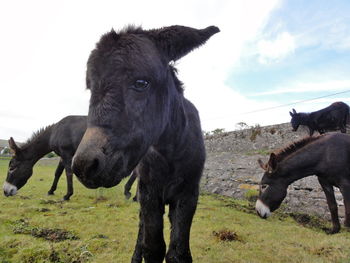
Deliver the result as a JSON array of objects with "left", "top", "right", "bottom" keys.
[{"left": 0, "top": 158, "right": 350, "bottom": 263}]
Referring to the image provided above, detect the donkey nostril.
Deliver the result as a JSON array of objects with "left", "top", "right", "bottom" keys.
[
  {"left": 72, "top": 151, "right": 106, "bottom": 179},
  {"left": 81, "top": 157, "right": 103, "bottom": 178},
  {"left": 89, "top": 158, "right": 100, "bottom": 173}
]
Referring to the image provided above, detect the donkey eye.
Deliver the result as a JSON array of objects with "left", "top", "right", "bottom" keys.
[{"left": 131, "top": 80, "right": 149, "bottom": 92}]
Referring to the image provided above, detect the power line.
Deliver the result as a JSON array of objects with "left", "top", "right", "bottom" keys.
[
  {"left": 204, "top": 89, "right": 350, "bottom": 121},
  {"left": 242, "top": 89, "right": 350, "bottom": 115}
]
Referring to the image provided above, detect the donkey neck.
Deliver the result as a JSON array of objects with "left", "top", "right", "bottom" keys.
[
  {"left": 153, "top": 68, "right": 204, "bottom": 165},
  {"left": 280, "top": 146, "right": 321, "bottom": 185},
  {"left": 299, "top": 113, "right": 311, "bottom": 125},
  {"left": 21, "top": 125, "right": 54, "bottom": 164},
  {"left": 157, "top": 96, "right": 204, "bottom": 166}
]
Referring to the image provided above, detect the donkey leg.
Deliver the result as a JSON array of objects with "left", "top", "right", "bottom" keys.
[
  {"left": 124, "top": 170, "right": 137, "bottom": 200},
  {"left": 48, "top": 159, "right": 64, "bottom": 195},
  {"left": 138, "top": 182, "right": 166, "bottom": 263},
  {"left": 339, "top": 185, "right": 350, "bottom": 227},
  {"left": 340, "top": 124, "right": 347, "bottom": 133},
  {"left": 318, "top": 178, "right": 340, "bottom": 233},
  {"left": 341, "top": 117, "right": 347, "bottom": 133},
  {"left": 63, "top": 165, "right": 74, "bottom": 201},
  {"left": 166, "top": 191, "right": 198, "bottom": 263},
  {"left": 132, "top": 179, "right": 139, "bottom": 202},
  {"left": 131, "top": 210, "right": 143, "bottom": 263},
  {"left": 309, "top": 128, "right": 315, "bottom": 136}
]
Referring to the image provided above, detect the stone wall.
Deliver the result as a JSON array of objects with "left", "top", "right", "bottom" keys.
[{"left": 201, "top": 123, "right": 345, "bottom": 220}]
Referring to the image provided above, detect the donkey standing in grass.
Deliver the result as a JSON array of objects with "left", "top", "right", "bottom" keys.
[
  {"left": 3, "top": 115, "right": 137, "bottom": 200},
  {"left": 289, "top": 101, "right": 350, "bottom": 136},
  {"left": 256, "top": 133, "right": 350, "bottom": 234},
  {"left": 72, "top": 25, "right": 219, "bottom": 262},
  {"left": 3, "top": 115, "right": 86, "bottom": 200}
]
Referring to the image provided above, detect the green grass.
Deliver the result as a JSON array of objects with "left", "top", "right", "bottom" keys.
[{"left": 0, "top": 159, "right": 350, "bottom": 263}]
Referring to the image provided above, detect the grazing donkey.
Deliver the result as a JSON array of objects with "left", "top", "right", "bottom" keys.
[
  {"left": 256, "top": 133, "right": 350, "bottom": 234},
  {"left": 289, "top": 101, "right": 350, "bottom": 136},
  {"left": 3, "top": 115, "right": 137, "bottom": 200},
  {"left": 72, "top": 25, "right": 219, "bottom": 262},
  {"left": 3, "top": 115, "right": 86, "bottom": 200}
]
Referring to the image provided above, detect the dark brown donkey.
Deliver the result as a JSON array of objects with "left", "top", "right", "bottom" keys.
[
  {"left": 256, "top": 133, "right": 350, "bottom": 234},
  {"left": 3, "top": 115, "right": 137, "bottom": 200},
  {"left": 72, "top": 25, "right": 219, "bottom": 262},
  {"left": 289, "top": 101, "right": 350, "bottom": 136},
  {"left": 3, "top": 115, "right": 86, "bottom": 200}
]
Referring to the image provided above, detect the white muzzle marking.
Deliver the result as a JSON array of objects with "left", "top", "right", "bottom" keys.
[
  {"left": 3, "top": 181, "right": 18, "bottom": 196},
  {"left": 255, "top": 199, "right": 271, "bottom": 219}
]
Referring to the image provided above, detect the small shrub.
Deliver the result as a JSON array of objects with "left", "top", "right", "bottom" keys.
[
  {"left": 211, "top": 128, "right": 225, "bottom": 135},
  {"left": 203, "top": 130, "right": 211, "bottom": 136},
  {"left": 250, "top": 124, "right": 261, "bottom": 141},
  {"left": 235, "top": 122, "right": 249, "bottom": 130}
]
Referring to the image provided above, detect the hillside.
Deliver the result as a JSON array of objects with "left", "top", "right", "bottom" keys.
[
  {"left": 0, "top": 139, "right": 8, "bottom": 148},
  {"left": 202, "top": 123, "right": 345, "bottom": 220}
]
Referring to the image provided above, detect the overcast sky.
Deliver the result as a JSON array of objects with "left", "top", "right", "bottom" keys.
[{"left": 1, "top": 0, "right": 350, "bottom": 142}]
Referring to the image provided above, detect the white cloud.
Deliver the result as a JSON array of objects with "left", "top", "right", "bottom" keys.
[{"left": 257, "top": 31, "right": 295, "bottom": 64}]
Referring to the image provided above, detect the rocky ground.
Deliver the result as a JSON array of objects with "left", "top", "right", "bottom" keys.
[{"left": 201, "top": 123, "right": 345, "bottom": 221}]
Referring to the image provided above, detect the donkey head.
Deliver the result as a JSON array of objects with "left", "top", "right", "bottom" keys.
[
  {"left": 3, "top": 137, "right": 33, "bottom": 196},
  {"left": 255, "top": 153, "right": 287, "bottom": 218},
  {"left": 72, "top": 25, "right": 219, "bottom": 189},
  {"left": 289, "top": 108, "right": 301, "bottom": 131}
]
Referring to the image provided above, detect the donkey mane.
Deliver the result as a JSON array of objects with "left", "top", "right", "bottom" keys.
[
  {"left": 169, "top": 64, "right": 184, "bottom": 93},
  {"left": 21, "top": 125, "right": 54, "bottom": 150},
  {"left": 274, "top": 135, "right": 324, "bottom": 162},
  {"left": 96, "top": 26, "right": 148, "bottom": 56}
]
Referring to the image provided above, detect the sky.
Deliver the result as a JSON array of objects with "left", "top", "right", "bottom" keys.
[{"left": 1, "top": 0, "right": 350, "bottom": 142}]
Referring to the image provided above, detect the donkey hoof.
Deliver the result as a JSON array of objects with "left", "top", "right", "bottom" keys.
[
  {"left": 344, "top": 220, "right": 350, "bottom": 228},
  {"left": 325, "top": 227, "right": 340, "bottom": 234},
  {"left": 47, "top": 191, "right": 54, "bottom": 195},
  {"left": 62, "top": 196, "right": 70, "bottom": 201}
]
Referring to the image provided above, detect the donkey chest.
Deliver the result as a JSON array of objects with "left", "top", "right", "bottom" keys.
[{"left": 317, "top": 173, "right": 349, "bottom": 188}]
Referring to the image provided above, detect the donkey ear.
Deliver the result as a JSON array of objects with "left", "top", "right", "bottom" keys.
[
  {"left": 148, "top": 25, "right": 220, "bottom": 62},
  {"left": 292, "top": 109, "right": 297, "bottom": 114},
  {"left": 268, "top": 153, "right": 278, "bottom": 171},
  {"left": 258, "top": 159, "right": 267, "bottom": 170},
  {"left": 289, "top": 111, "right": 294, "bottom": 117},
  {"left": 8, "top": 137, "right": 20, "bottom": 154}
]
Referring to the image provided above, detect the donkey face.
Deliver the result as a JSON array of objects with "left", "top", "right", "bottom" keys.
[
  {"left": 256, "top": 177, "right": 287, "bottom": 218},
  {"left": 72, "top": 25, "right": 219, "bottom": 189},
  {"left": 3, "top": 138, "right": 33, "bottom": 196},
  {"left": 289, "top": 109, "right": 300, "bottom": 131},
  {"left": 256, "top": 155, "right": 287, "bottom": 218}
]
